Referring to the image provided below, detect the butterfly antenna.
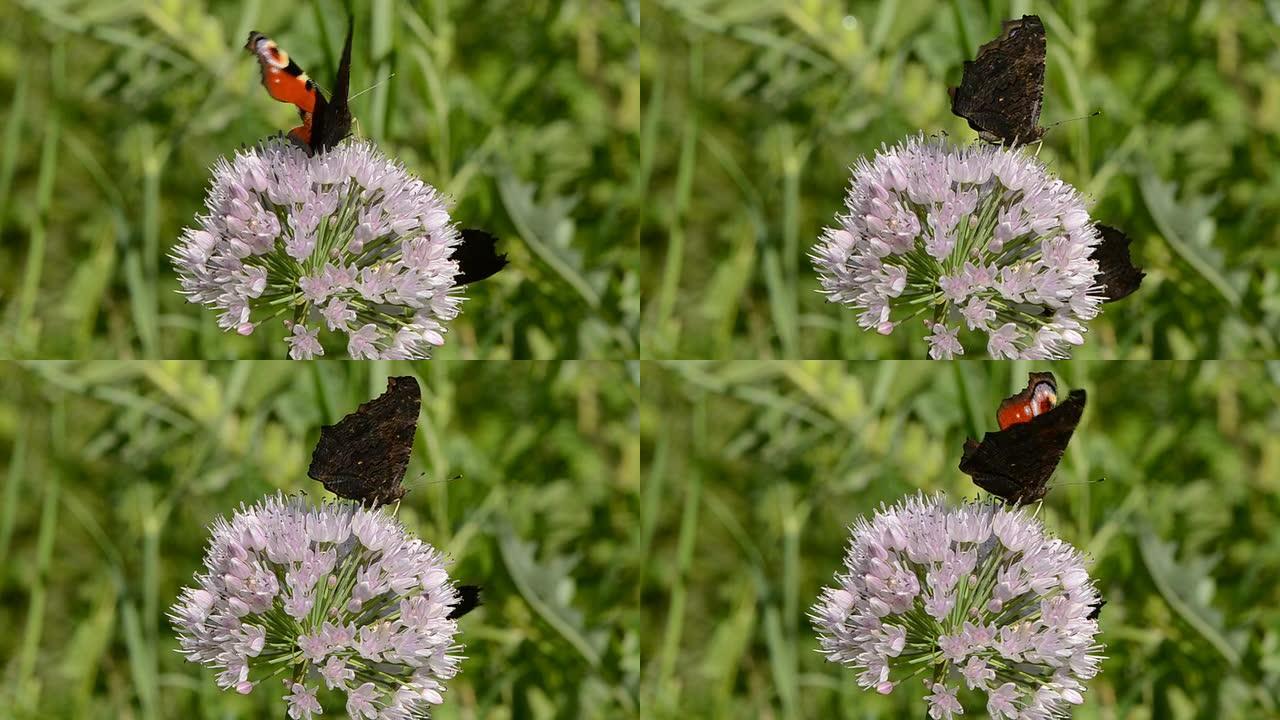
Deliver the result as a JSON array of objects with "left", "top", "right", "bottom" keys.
[
  {"left": 422, "top": 473, "right": 464, "bottom": 488},
  {"left": 1055, "top": 477, "right": 1106, "bottom": 488},
  {"left": 407, "top": 471, "right": 463, "bottom": 489},
  {"left": 1046, "top": 110, "right": 1102, "bottom": 130},
  {"left": 349, "top": 73, "right": 396, "bottom": 101}
]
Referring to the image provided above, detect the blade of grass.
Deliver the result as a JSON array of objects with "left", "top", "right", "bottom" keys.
[
  {"left": 763, "top": 247, "right": 799, "bottom": 355},
  {"left": 16, "top": 472, "right": 58, "bottom": 711},
  {"left": 652, "top": 40, "right": 700, "bottom": 349},
  {"left": 121, "top": 600, "right": 159, "bottom": 720},
  {"left": 0, "top": 427, "right": 26, "bottom": 573},
  {"left": 15, "top": 44, "right": 62, "bottom": 354},
  {"left": 370, "top": 0, "right": 395, "bottom": 144},
  {"left": 0, "top": 70, "right": 29, "bottom": 235}
]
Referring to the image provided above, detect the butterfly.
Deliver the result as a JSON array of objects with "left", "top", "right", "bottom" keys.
[
  {"left": 959, "top": 372, "right": 1086, "bottom": 505},
  {"left": 1091, "top": 224, "right": 1145, "bottom": 303},
  {"left": 308, "top": 375, "right": 420, "bottom": 507},
  {"left": 950, "top": 14, "right": 1046, "bottom": 146},
  {"left": 307, "top": 375, "right": 482, "bottom": 619},
  {"left": 245, "top": 22, "right": 509, "bottom": 284},
  {"left": 245, "top": 19, "right": 353, "bottom": 156}
]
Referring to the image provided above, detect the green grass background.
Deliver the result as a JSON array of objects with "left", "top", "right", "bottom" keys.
[
  {"left": 640, "top": 361, "right": 1280, "bottom": 718},
  {"left": 0, "top": 361, "right": 640, "bottom": 718},
  {"left": 640, "top": 0, "right": 1280, "bottom": 359},
  {"left": 0, "top": 0, "right": 639, "bottom": 359}
]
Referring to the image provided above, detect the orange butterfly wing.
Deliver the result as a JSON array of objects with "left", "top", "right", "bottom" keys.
[{"left": 245, "top": 31, "right": 321, "bottom": 145}]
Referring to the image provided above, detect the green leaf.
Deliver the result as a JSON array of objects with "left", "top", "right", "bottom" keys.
[
  {"left": 497, "top": 522, "right": 604, "bottom": 668},
  {"left": 497, "top": 172, "right": 603, "bottom": 309},
  {"left": 1139, "top": 172, "right": 1244, "bottom": 307},
  {"left": 1138, "top": 525, "right": 1243, "bottom": 667}
]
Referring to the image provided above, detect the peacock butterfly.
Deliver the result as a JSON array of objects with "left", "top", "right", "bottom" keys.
[
  {"left": 306, "top": 375, "right": 482, "bottom": 619},
  {"left": 950, "top": 14, "right": 1046, "bottom": 146},
  {"left": 308, "top": 375, "right": 421, "bottom": 507},
  {"left": 245, "top": 19, "right": 353, "bottom": 156},
  {"left": 960, "top": 372, "right": 1085, "bottom": 505},
  {"left": 244, "top": 21, "right": 507, "bottom": 285}
]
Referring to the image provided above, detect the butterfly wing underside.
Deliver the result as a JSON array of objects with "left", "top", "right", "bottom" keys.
[
  {"left": 454, "top": 229, "right": 509, "bottom": 285},
  {"left": 308, "top": 375, "right": 421, "bottom": 507},
  {"left": 959, "top": 389, "right": 1086, "bottom": 505},
  {"left": 448, "top": 585, "right": 483, "bottom": 619},
  {"left": 950, "top": 14, "right": 1046, "bottom": 145},
  {"left": 309, "top": 17, "right": 354, "bottom": 154},
  {"left": 1090, "top": 225, "right": 1145, "bottom": 303}
]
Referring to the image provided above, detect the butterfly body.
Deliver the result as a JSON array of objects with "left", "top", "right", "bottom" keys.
[
  {"left": 960, "top": 372, "right": 1085, "bottom": 505},
  {"left": 950, "top": 14, "right": 1046, "bottom": 146},
  {"left": 245, "top": 19, "right": 353, "bottom": 155}
]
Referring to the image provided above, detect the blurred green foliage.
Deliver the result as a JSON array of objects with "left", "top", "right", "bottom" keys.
[
  {"left": 640, "top": 361, "right": 1280, "bottom": 718},
  {"left": 0, "top": 0, "right": 639, "bottom": 359},
  {"left": 640, "top": 0, "right": 1280, "bottom": 358},
  {"left": 0, "top": 361, "right": 640, "bottom": 718}
]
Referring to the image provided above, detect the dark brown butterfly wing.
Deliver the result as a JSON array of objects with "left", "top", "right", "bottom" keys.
[
  {"left": 454, "top": 229, "right": 509, "bottom": 285},
  {"left": 447, "top": 584, "right": 482, "bottom": 619},
  {"left": 959, "top": 389, "right": 1086, "bottom": 505},
  {"left": 309, "top": 17, "right": 354, "bottom": 155},
  {"left": 1091, "top": 225, "right": 1145, "bottom": 303},
  {"left": 308, "top": 375, "right": 420, "bottom": 507},
  {"left": 950, "top": 14, "right": 1046, "bottom": 145}
]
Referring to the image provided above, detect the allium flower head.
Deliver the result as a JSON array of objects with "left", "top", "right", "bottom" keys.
[
  {"left": 811, "top": 493, "right": 1104, "bottom": 719},
  {"left": 172, "top": 139, "right": 468, "bottom": 358},
  {"left": 812, "top": 135, "right": 1109, "bottom": 359},
  {"left": 170, "top": 493, "right": 466, "bottom": 718}
]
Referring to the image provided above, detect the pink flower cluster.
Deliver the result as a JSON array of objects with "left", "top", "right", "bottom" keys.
[
  {"left": 812, "top": 135, "right": 1109, "bottom": 359},
  {"left": 171, "top": 139, "right": 468, "bottom": 359},
  {"left": 811, "top": 494, "right": 1104, "bottom": 719},
  {"left": 169, "top": 493, "right": 466, "bottom": 719}
]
